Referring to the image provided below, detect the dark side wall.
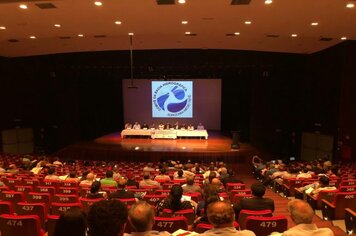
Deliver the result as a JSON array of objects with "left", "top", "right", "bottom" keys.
[{"left": 0, "top": 43, "right": 355, "bottom": 159}]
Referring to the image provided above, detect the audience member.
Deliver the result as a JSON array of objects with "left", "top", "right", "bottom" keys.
[
  {"left": 45, "top": 167, "right": 60, "bottom": 180},
  {"left": 182, "top": 176, "right": 203, "bottom": 194},
  {"left": 65, "top": 171, "right": 80, "bottom": 182},
  {"left": 234, "top": 182, "right": 274, "bottom": 217},
  {"left": 128, "top": 201, "right": 171, "bottom": 235},
  {"left": 157, "top": 185, "right": 194, "bottom": 215},
  {"left": 87, "top": 200, "right": 128, "bottom": 236},
  {"left": 109, "top": 177, "right": 135, "bottom": 200},
  {"left": 126, "top": 173, "right": 139, "bottom": 189},
  {"left": 203, "top": 165, "right": 220, "bottom": 179},
  {"left": 86, "top": 181, "right": 107, "bottom": 199},
  {"left": 200, "top": 201, "right": 255, "bottom": 236},
  {"left": 133, "top": 122, "right": 141, "bottom": 129},
  {"left": 54, "top": 209, "right": 87, "bottom": 236},
  {"left": 101, "top": 170, "right": 118, "bottom": 187},
  {"left": 139, "top": 172, "right": 161, "bottom": 189},
  {"left": 80, "top": 172, "right": 95, "bottom": 186},
  {"left": 154, "top": 168, "right": 171, "bottom": 183},
  {"left": 281, "top": 199, "right": 334, "bottom": 236}
]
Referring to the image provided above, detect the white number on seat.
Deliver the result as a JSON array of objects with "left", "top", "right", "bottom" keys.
[
  {"left": 259, "top": 221, "right": 277, "bottom": 227},
  {"left": 157, "top": 221, "right": 174, "bottom": 228},
  {"left": 6, "top": 220, "right": 23, "bottom": 227}
]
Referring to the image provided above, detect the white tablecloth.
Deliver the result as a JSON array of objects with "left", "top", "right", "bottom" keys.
[{"left": 121, "top": 129, "right": 208, "bottom": 139}]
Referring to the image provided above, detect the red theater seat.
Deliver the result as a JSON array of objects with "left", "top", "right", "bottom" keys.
[
  {"left": 47, "top": 215, "right": 60, "bottom": 236},
  {"left": 238, "top": 209, "right": 273, "bottom": 230},
  {"left": 80, "top": 197, "right": 103, "bottom": 212},
  {"left": 143, "top": 194, "right": 166, "bottom": 206},
  {"left": 50, "top": 202, "right": 82, "bottom": 215},
  {"left": 52, "top": 194, "right": 79, "bottom": 203},
  {"left": 306, "top": 189, "right": 339, "bottom": 209},
  {"left": 162, "top": 208, "right": 195, "bottom": 225},
  {"left": 226, "top": 183, "right": 245, "bottom": 192},
  {"left": 0, "top": 214, "right": 44, "bottom": 236},
  {"left": 321, "top": 192, "right": 356, "bottom": 220},
  {"left": 0, "top": 191, "right": 26, "bottom": 204},
  {"left": 153, "top": 216, "right": 188, "bottom": 233},
  {"left": 14, "top": 202, "right": 47, "bottom": 228},
  {"left": 245, "top": 215, "right": 288, "bottom": 236},
  {"left": 0, "top": 201, "right": 13, "bottom": 214}
]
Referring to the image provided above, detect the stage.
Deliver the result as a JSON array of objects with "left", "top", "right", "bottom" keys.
[{"left": 56, "top": 131, "right": 256, "bottom": 164}]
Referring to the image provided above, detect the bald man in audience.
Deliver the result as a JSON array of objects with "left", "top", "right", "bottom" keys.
[
  {"left": 199, "top": 201, "right": 255, "bottom": 236},
  {"left": 281, "top": 199, "right": 334, "bottom": 236},
  {"left": 128, "top": 201, "right": 171, "bottom": 236},
  {"left": 182, "top": 176, "right": 203, "bottom": 194}
]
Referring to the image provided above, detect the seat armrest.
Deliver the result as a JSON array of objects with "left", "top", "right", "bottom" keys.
[
  {"left": 294, "top": 188, "right": 304, "bottom": 200},
  {"left": 306, "top": 193, "right": 318, "bottom": 209},
  {"left": 321, "top": 199, "right": 335, "bottom": 220}
]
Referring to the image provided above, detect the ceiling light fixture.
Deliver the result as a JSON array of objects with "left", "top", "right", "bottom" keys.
[
  {"left": 78, "top": 34, "right": 84, "bottom": 37},
  {"left": 245, "top": 21, "right": 252, "bottom": 24},
  {"left": 346, "top": 3, "right": 354, "bottom": 8},
  {"left": 181, "top": 20, "right": 188, "bottom": 24},
  {"left": 54, "top": 24, "right": 61, "bottom": 28},
  {"left": 291, "top": 34, "right": 298, "bottom": 37},
  {"left": 178, "top": 0, "right": 186, "bottom": 4},
  {"left": 265, "top": 0, "right": 273, "bottom": 5},
  {"left": 0, "top": 26, "right": 6, "bottom": 30},
  {"left": 29, "top": 36, "right": 36, "bottom": 39},
  {"left": 341, "top": 37, "right": 347, "bottom": 40},
  {"left": 234, "top": 32, "right": 240, "bottom": 35},
  {"left": 19, "top": 4, "right": 28, "bottom": 9},
  {"left": 311, "top": 22, "right": 319, "bottom": 26},
  {"left": 128, "top": 32, "right": 134, "bottom": 36},
  {"left": 185, "top": 31, "right": 191, "bottom": 35},
  {"left": 94, "top": 1, "right": 103, "bottom": 6},
  {"left": 115, "top": 21, "right": 122, "bottom": 25}
]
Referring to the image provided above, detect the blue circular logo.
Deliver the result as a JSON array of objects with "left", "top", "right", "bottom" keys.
[{"left": 153, "top": 81, "right": 192, "bottom": 117}]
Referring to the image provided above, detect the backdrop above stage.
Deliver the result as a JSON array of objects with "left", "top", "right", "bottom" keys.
[{"left": 122, "top": 79, "right": 221, "bottom": 130}]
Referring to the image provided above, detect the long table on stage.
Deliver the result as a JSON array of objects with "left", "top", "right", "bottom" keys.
[{"left": 121, "top": 129, "right": 208, "bottom": 139}]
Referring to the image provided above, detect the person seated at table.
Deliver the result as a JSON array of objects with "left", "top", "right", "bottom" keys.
[
  {"left": 125, "top": 122, "right": 132, "bottom": 129},
  {"left": 158, "top": 122, "right": 164, "bottom": 130},
  {"left": 150, "top": 123, "right": 156, "bottom": 129},
  {"left": 133, "top": 122, "right": 141, "bottom": 129},
  {"left": 142, "top": 122, "right": 149, "bottom": 130},
  {"left": 197, "top": 122, "right": 205, "bottom": 130},
  {"left": 180, "top": 123, "right": 187, "bottom": 130},
  {"left": 174, "top": 122, "right": 180, "bottom": 129},
  {"left": 187, "top": 124, "right": 194, "bottom": 131},
  {"left": 165, "top": 122, "right": 172, "bottom": 129}
]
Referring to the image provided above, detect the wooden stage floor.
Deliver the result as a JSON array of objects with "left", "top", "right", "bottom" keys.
[{"left": 56, "top": 131, "right": 256, "bottom": 164}]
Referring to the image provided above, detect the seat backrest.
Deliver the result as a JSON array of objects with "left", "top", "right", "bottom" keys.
[
  {"left": 333, "top": 192, "right": 356, "bottom": 219},
  {"left": 316, "top": 189, "right": 339, "bottom": 208},
  {"left": 195, "top": 223, "right": 213, "bottom": 233},
  {"left": 345, "top": 208, "right": 356, "bottom": 235},
  {"left": 0, "top": 214, "right": 42, "bottom": 236},
  {"left": 226, "top": 183, "right": 245, "bottom": 192},
  {"left": 22, "top": 179, "right": 40, "bottom": 187},
  {"left": 231, "top": 194, "right": 253, "bottom": 205},
  {"left": 0, "top": 201, "right": 13, "bottom": 214},
  {"left": 340, "top": 180, "right": 356, "bottom": 186},
  {"left": 173, "top": 209, "right": 195, "bottom": 225},
  {"left": 113, "top": 198, "right": 136, "bottom": 206},
  {"left": 53, "top": 194, "right": 79, "bottom": 203},
  {"left": 43, "top": 180, "right": 60, "bottom": 189},
  {"left": 5, "top": 178, "right": 22, "bottom": 189},
  {"left": 245, "top": 215, "right": 288, "bottom": 236},
  {"left": 27, "top": 192, "right": 51, "bottom": 207},
  {"left": 153, "top": 216, "right": 188, "bottom": 233},
  {"left": 59, "top": 181, "right": 79, "bottom": 188},
  {"left": 15, "top": 202, "right": 47, "bottom": 228},
  {"left": 0, "top": 191, "right": 26, "bottom": 204},
  {"left": 14, "top": 185, "right": 34, "bottom": 194},
  {"left": 47, "top": 215, "right": 60, "bottom": 236},
  {"left": 57, "top": 187, "right": 79, "bottom": 195},
  {"left": 339, "top": 185, "right": 356, "bottom": 192},
  {"left": 50, "top": 202, "right": 82, "bottom": 215},
  {"left": 155, "top": 190, "right": 170, "bottom": 195},
  {"left": 80, "top": 197, "right": 103, "bottom": 212},
  {"left": 35, "top": 186, "right": 56, "bottom": 196},
  {"left": 143, "top": 194, "right": 166, "bottom": 206},
  {"left": 238, "top": 209, "right": 273, "bottom": 230}
]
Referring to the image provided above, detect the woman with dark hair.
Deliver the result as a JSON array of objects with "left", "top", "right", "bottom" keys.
[
  {"left": 53, "top": 209, "right": 87, "bottom": 236},
  {"left": 157, "top": 185, "right": 193, "bottom": 215},
  {"left": 86, "top": 181, "right": 107, "bottom": 199}
]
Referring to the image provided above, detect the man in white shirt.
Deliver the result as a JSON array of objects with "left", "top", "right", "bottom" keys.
[
  {"left": 133, "top": 122, "right": 141, "bottom": 129},
  {"left": 199, "top": 201, "right": 255, "bottom": 236},
  {"left": 281, "top": 199, "right": 334, "bottom": 236}
]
